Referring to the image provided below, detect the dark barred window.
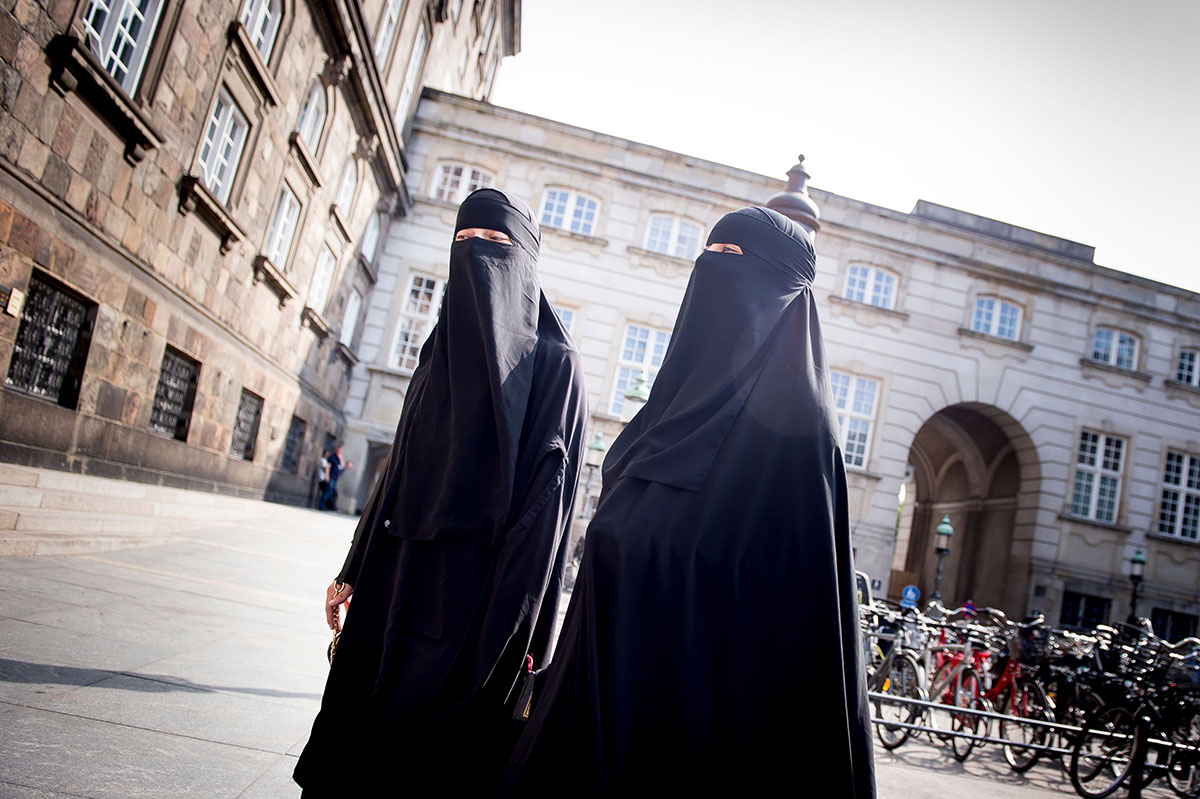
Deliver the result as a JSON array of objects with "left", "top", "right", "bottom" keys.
[
  {"left": 149, "top": 347, "right": 200, "bottom": 441},
  {"left": 230, "top": 389, "right": 263, "bottom": 461},
  {"left": 5, "top": 272, "right": 96, "bottom": 409},
  {"left": 1059, "top": 590, "right": 1111, "bottom": 631},
  {"left": 1151, "top": 608, "right": 1198, "bottom": 643},
  {"left": 282, "top": 415, "right": 306, "bottom": 473}
]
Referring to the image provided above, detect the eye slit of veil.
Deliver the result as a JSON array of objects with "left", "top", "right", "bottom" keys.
[
  {"left": 703, "top": 243, "right": 743, "bottom": 255},
  {"left": 454, "top": 228, "right": 513, "bottom": 245}
]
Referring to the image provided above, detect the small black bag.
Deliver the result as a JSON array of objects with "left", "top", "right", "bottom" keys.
[{"left": 512, "top": 655, "right": 547, "bottom": 724}]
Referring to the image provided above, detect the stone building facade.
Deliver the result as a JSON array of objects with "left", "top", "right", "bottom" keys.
[
  {"left": 0, "top": 0, "right": 516, "bottom": 505},
  {"left": 338, "top": 89, "right": 1200, "bottom": 635}
]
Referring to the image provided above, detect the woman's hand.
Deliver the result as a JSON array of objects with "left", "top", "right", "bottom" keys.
[{"left": 325, "top": 580, "right": 354, "bottom": 631}]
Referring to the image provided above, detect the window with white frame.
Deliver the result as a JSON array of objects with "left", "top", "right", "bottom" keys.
[
  {"left": 458, "top": 43, "right": 469, "bottom": 76},
  {"left": 295, "top": 81, "right": 326, "bottom": 152},
  {"left": 1158, "top": 450, "right": 1200, "bottom": 541},
  {"left": 829, "top": 370, "right": 879, "bottom": 468},
  {"left": 1071, "top": 430, "right": 1125, "bottom": 523},
  {"left": 433, "top": 162, "right": 493, "bottom": 203},
  {"left": 359, "top": 214, "right": 380, "bottom": 264},
  {"left": 373, "top": 0, "right": 402, "bottom": 62},
  {"left": 264, "top": 184, "right": 300, "bottom": 267},
  {"left": 239, "top": 0, "right": 281, "bottom": 62},
  {"left": 340, "top": 289, "right": 362, "bottom": 347},
  {"left": 334, "top": 158, "right": 358, "bottom": 211},
  {"left": 842, "top": 265, "right": 897, "bottom": 311},
  {"left": 970, "top": 296, "right": 1023, "bottom": 341},
  {"left": 391, "top": 275, "right": 444, "bottom": 371},
  {"left": 81, "top": 0, "right": 165, "bottom": 94},
  {"left": 394, "top": 22, "right": 429, "bottom": 128},
  {"left": 540, "top": 189, "right": 599, "bottom": 236},
  {"left": 196, "top": 89, "right": 249, "bottom": 205},
  {"left": 450, "top": 0, "right": 463, "bottom": 22},
  {"left": 479, "top": 4, "right": 497, "bottom": 59},
  {"left": 553, "top": 305, "right": 575, "bottom": 334},
  {"left": 1091, "top": 327, "right": 1139, "bottom": 370},
  {"left": 307, "top": 244, "right": 337, "bottom": 313},
  {"left": 609, "top": 323, "right": 671, "bottom": 417},
  {"left": 644, "top": 215, "right": 703, "bottom": 259},
  {"left": 1176, "top": 349, "right": 1199, "bottom": 386}
]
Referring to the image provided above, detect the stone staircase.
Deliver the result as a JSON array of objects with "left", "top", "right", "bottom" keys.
[{"left": 0, "top": 463, "right": 324, "bottom": 556}]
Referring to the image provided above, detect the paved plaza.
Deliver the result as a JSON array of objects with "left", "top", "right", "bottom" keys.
[{"left": 0, "top": 465, "right": 1175, "bottom": 798}]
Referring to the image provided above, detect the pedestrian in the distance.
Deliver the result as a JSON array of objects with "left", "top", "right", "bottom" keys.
[
  {"left": 319, "top": 444, "right": 352, "bottom": 511},
  {"left": 294, "top": 189, "right": 588, "bottom": 795},
  {"left": 314, "top": 449, "right": 330, "bottom": 509},
  {"left": 502, "top": 207, "right": 877, "bottom": 797}
]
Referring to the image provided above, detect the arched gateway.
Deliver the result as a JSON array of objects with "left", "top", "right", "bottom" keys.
[{"left": 891, "top": 404, "right": 1041, "bottom": 617}]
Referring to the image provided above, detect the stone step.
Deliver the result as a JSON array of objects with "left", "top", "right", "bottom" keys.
[{"left": 0, "top": 533, "right": 177, "bottom": 557}]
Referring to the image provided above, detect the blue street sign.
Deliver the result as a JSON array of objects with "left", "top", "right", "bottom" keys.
[{"left": 900, "top": 584, "right": 919, "bottom": 609}]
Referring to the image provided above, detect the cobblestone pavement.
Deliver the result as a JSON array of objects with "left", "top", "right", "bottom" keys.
[{"left": 0, "top": 471, "right": 1179, "bottom": 797}]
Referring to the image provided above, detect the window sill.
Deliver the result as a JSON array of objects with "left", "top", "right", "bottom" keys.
[
  {"left": 252, "top": 254, "right": 298, "bottom": 307},
  {"left": 830, "top": 294, "right": 910, "bottom": 321},
  {"left": 289, "top": 132, "right": 324, "bottom": 189},
  {"left": 957, "top": 326, "right": 1033, "bottom": 352},
  {"left": 626, "top": 246, "right": 694, "bottom": 278},
  {"left": 368, "top": 364, "right": 417, "bottom": 378},
  {"left": 543, "top": 227, "right": 608, "bottom": 249},
  {"left": 335, "top": 341, "right": 358, "bottom": 365},
  {"left": 227, "top": 21, "right": 281, "bottom": 107},
  {"left": 1147, "top": 530, "right": 1199, "bottom": 548},
  {"left": 178, "top": 176, "right": 245, "bottom": 254},
  {"left": 46, "top": 34, "right": 164, "bottom": 164},
  {"left": 355, "top": 253, "right": 378, "bottom": 284},
  {"left": 845, "top": 464, "right": 885, "bottom": 480},
  {"left": 1165, "top": 378, "right": 1200, "bottom": 396},
  {"left": 301, "top": 306, "right": 331, "bottom": 338},
  {"left": 1079, "top": 358, "right": 1152, "bottom": 383},
  {"left": 330, "top": 205, "right": 352, "bottom": 243},
  {"left": 1058, "top": 512, "right": 1132, "bottom": 535}
]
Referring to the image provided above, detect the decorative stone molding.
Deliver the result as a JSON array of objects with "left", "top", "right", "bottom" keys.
[
  {"left": 827, "top": 294, "right": 910, "bottom": 330},
  {"left": 289, "top": 132, "right": 324, "bottom": 189},
  {"left": 301, "top": 306, "right": 330, "bottom": 337},
  {"left": 1078, "top": 358, "right": 1153, "bottom": 391},
  {"left": 252, "top": 254, "right": 298, "bottom": 307},
  {"left": 227, "top": 22, "right": 281, "bottom": 106},
  {"left": 322, "top": 54, "right": 351, "bottom": 87},
  {"left": 542, "top": 227, "right": 608, "bottom": 254},
  {"left": 1058, "top": 512, "right": 1133, "bottom": 535},
  {"left": 335, "top": 341, "right": 358, "bottom": 365},
  {"left": 355, "top": 135, "right": 380, "bottom": 162},
  {"left": 1165, "top": 379, "right": 1200, "bottom": 407},
  {"left": 626, "top": 246, "right": 693, "bottom": 279},
  {"left": 45, "top": 34, "right": 164, "bottom": 164},
  {"left": 178, "top": 176, "right": 245, "bottom": 255},
  {"left": 956, "top": 326, "right": 1034, "bottom": 353},
  {"left": 330, "top": 205, "right": 352, "bottom": 243}
]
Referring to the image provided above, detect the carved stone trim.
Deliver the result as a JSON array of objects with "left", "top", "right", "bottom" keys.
[
  {"left": 956, "top": 326, "right": 1034, "bottom": 352},
  {"left": 227, "top": 21, "right": 281, "bottom": 107},
  {"left": 626, "top": 246, "right": 693, "bottom": 279},
  {"left": 45, "top": 34, "right": 164, "bottom": 164},
  {"left": 289, "top": 132, "right": 324, "bottom": 189},
  {"left": 301, "top": 306, "right": 330, "bottom": 337},
  {"left": 252, "top": 254, "right": 297, "bottom": 307},
  {"left": 1058, "top": 512, "right": 1133, "bottom": 535},
  {"left": 330, "top": 205, "right": 352, "bottom": 243},
  {"left": 356, "top": 253, "right": 378, "bottom": 285},
  {"left": 543, "top": 227, "right": 608, "bottom": 251},
  {"left": 830, "top": 294, "right": 911, "bottom": 321},
  {"left": 178, "top": 176, "right": 245, "bottom": 254},
  {"left": 1079, "top": 358, "right": 1153, "bottom": 384},
  {"left": 335, "top": 341, "right": 358, "bottom": 365}
]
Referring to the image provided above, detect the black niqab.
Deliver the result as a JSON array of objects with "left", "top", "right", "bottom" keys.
[
  {"left": 295, "top": 189, "right": 588, "bottom": 794},
  {"left": 503, "top": 207, "right": 876, "bottom": 797}
]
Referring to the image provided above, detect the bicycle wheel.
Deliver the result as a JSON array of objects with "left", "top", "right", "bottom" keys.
[
  {"left": 1070, "top": 704, "right": 1138, "bottom": 799},
  {"left": 1001, "top": 676, "right": 1051, "bottom": 772},
  {"left": 927, "top": 661, "right": 956, "bottom": 741},
  {"left": 1168, "top": 710, "right": 1200, "bottom": 799},
  {"left": 875, "top": 652, "right": 924, "bottom": 750},
  {"left": 950, "top": 668, "right": 985, "bottom": 762}
]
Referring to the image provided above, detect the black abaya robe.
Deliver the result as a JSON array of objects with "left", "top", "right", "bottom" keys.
[
  {"left": 294, "top": 190, "right": 587, "bottom": 794},
  {"left": 503, "top": 208, "right": 876, "bottom": 797}
]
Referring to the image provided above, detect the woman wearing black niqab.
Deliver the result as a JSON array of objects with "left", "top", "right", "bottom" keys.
[
  {"left": 502, "top": 207, "right": 876, "bottom": 797},
  {"left": 294, "top": 189, "right": 588, "bottom": 795}
]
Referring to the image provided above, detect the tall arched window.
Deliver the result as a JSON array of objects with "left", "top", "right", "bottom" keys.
[
  {"left": 360, "top": 214, "right": 381, "bottom": 264},
  {"left": 394, "top": 21, "right": 429, "bottom": 128},
  {"left": 81, "top": 0, "right": 165, "bottom": 94},
  {"left": 239, "top": 0, "right": 282, "bottom": 63},
  {"left": 295, "top": 81, "right": 326, "bottom": 152},
  {"left": 334, "top": 158, "right": 358, "bottom": 211}
]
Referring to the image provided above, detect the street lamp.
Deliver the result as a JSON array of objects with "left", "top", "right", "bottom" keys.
[
  {"left": 1127, "top": 547, "right": 1147, "bottom": 624},
  {"left": 622, "top": 370, "right": 651, "bottom": 419},
  {"left": 580, "top": 431, "right": 607, "bottom": 520},
  {"left": 931, "top": 514, "right": 953, "bottom": 604}
]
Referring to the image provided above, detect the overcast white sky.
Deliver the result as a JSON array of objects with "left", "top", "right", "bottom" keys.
[{"left": 490, "top": 0, "right": 1200, "bottom": 293}]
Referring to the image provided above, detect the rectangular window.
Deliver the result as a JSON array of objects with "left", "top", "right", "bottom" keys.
[
  {"left": 239, "top": 0, "right": 280, "bottom": 62},
  {"left": 842, "top": 265, "right": 896, "bottom": 310},
  {"left": 1159, "top": 450, "right": 1200, "bottom": 541},
  {"left": 1151, "top": 608, "right": 1198, "bottom": 643},
  {"left": 307, "top": 244, "right": 337, "bottom": 314},
  {"left": 5, "top": 272, "right": 96, "bottom": 409},
  {"left": 1092, "top": 327, "right": 1139, "bottom": 370},
  {"left": 230, "top": 389, "right": 264, "bottom": 461},
  {"left": 433, "top": 163, "right": 493, "bottom": 203},
  {"left": 1071, "top": 430, "right": 1125, "bottom": 523},
  {"left": 391, "top": 275, "right": 444, "bottom": 371},
  {"left": 81, "top": 0, "right": 165, "bottom": 94},
  {"left": 553, "top": 306, "right": 575, "bottom": 334},
  {"left": 1059, "top": 590, "right": 1111, "bottom": 630},
  {"left": 609, "top": 323, "right": 671, "bottom": 417},
  {"left": 394, "top": 22, "right": 429, "bottom": 128},
  {"left": 148, "top": 346, "right": 200, "bottom": 441},
  {"left": 373, "top": 0, "right": 402, "bottom": 61},
  {"left": 264, "top": 184, "right": 301, "bottom": 267},
  {"left": 197, "top": 89, "right": 249, "bottom": 205},
  {"left": 1177, "top": 349, "right": 1198, "bottom": 386},
  {"left": 540, "top": 189, "right": 599, "bottom": 236},
  {"left": 644, "top": 215, "right": 703, "bottom": 259},
  {"left": 970, "top": 296, "right": 1023, "bottom": 341},
  {"left": 340, "top": 289, "right": 362, "bottom": 347},
  {"left": 282, "top": 415, "right": 306, "bottom": 473},
  {"left": 829, "top": 370, "right": 880, "bottom": 468}
]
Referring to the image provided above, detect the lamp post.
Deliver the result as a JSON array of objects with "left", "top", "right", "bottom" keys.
[
  {"left": 579, "top": 430, "right": 607, "bottom": 520},
  {"left": 622, "top": 370, "right": 651, "bottom": 419},
  {"left": 931, "top": 514, "right": 953, "bottom": 604},
  {"left": 1127, "top": 547, "right": 1147, "bottom": 624}
]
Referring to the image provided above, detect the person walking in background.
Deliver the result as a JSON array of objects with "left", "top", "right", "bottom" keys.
[
  {"left": 503, "top": 207, "right": 876, "bottom": 797},
  {"left": 294, "top": 189, "right": 588, "bottom": 795},
  {"left": 314, "top": 449, "right": 330, "bottom": 509},
  {"left": 319, "top": 445, "right": 352, "bottom": 511}
]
